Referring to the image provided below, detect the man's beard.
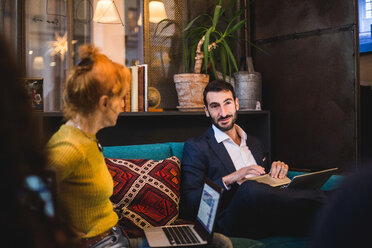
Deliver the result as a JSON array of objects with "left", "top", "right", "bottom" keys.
[{"left": 209, "top": 111, "right": 238, "bottom": 132}]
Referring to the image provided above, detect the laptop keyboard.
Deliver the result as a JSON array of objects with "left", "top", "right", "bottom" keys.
[{"left": 162, "top": 226, "right": 201, "bottom": 245}]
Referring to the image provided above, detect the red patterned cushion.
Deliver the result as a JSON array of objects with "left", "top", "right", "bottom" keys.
[{"left": 105, "top": 156, "right": 181, "bottom": 237}]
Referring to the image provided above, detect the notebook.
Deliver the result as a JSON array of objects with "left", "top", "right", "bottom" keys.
[{"left": 143, "top": 178, "right": 223, "bottom": 247}]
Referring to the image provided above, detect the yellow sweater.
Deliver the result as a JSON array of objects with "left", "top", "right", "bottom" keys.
[{"left": 46, "top": 125, "right": 118, "bottom": 238}]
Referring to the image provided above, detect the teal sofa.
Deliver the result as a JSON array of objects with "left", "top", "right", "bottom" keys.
[{"left": 103, "top": 142, "right": 343, "bottom": 248}]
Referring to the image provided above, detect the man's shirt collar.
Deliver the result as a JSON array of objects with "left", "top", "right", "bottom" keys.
[{"left": 212, "top": 124, "right": 248, "bottom": 145}]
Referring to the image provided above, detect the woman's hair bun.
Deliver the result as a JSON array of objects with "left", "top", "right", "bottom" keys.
[{"left": 78, "top": 44, "right": 99, "bottom": 61}]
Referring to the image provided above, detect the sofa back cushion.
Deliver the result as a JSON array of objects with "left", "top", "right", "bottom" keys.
[
  {"left": 169, "top": 142, "right": 184, "bottom": 161},
  {"left": 105, "top": 156, "right": 181, "bottom": 237},
  {"left": 103, "top": 143, "right": 174, "bottom": 161}
]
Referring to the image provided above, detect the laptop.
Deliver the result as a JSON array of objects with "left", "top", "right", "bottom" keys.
[
  {"left": 281, "top": 167, "right": 339, "bottom": 190},
  {"left": 144, "top": 178, "right": 223, "bottom": 247}
]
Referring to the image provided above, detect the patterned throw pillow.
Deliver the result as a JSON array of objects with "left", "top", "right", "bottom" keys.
[{"left": 105, "top": 156, "right": 181, "bottom": 237}]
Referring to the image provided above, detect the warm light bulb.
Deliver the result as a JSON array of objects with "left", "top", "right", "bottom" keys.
[
  {"left": 149, "top": 1, "right": 167, "bottom": 23},
  {"left": 33, "top": 56, "right": 44, "bottom": 70}
]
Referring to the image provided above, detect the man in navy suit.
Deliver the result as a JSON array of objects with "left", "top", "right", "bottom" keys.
[{"left": 181, "top": 80, "right": 327, "bottom": 239}]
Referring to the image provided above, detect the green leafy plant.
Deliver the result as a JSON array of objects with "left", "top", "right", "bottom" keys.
[
  {"left": 183, "top": 0, "right": 251, "bottom": 80},
  {"left": 152, "top": 19, "right": 183, "bottom": 77}
]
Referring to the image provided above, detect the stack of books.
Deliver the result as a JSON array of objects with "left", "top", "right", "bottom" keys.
[{"left": 126, "top": 64, "right": 148, "bottom": 112}]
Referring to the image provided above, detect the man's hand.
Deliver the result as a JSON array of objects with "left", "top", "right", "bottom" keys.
[
  {"left": 269, "top": 161, "right": 289, "bottom": 179},
  {"left": 222, "top": 165, "right": 265, "bottom": 186}
]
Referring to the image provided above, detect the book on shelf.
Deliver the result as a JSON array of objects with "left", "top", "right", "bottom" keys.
[
  {"left": 140, "top": 64, "right": 148, "bottom": 112},
  {"left": 137, "top": 65, "right": 144, "bottom": 112},
  {"left": 129, "top": 64, "right": 148, "bottom": 112},
  {"left": 130, "top": 65, "right": 138, "bottom": 112},
  {"left": 124, "top": 73, "right": 131, "bottom": 112}
]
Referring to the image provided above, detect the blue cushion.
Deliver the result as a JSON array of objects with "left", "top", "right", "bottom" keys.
[
  {"left": 103, "top": 143, "right": 173, "bottom": 161},
  {"left": 168, "top": 142, "right": 185, "bottom": 161},
  {"left": 103, "top": 142, "right": 185, "bottom": 162}
]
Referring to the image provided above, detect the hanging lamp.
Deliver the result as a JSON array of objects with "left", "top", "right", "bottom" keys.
[{"left": 93, "top": 0, "right": 124, "bottom": 26}]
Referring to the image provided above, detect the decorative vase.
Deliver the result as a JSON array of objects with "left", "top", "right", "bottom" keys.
[
  {"left": 233, "top": 57, "right": 262, "bottom": 110},
  {"left": 173, "top": 73, "right": 209, "bottom": 111}
]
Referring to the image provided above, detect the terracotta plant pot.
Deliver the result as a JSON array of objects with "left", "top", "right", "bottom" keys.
[{"left": 173, "top": 73, "right": 209, "bottom": 111}]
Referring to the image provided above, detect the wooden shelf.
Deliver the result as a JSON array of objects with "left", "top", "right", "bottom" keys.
[
  {"left": 37, "top": 110, "right": 271, "bottom": 163},
  {"left": 35, "top": 110, "right": 269, "bottom": 117}
]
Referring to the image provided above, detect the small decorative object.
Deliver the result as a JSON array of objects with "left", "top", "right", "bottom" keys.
[
  {"left": 25, "top": 78, "right": 44, "bottom": 111},
  {"left": 48, "top": 32, "right": 77, "bottom": 61},
  {"left": 148, "top": 86, "right": 162, "bottom": 110},
  {"left": 255, "top": 101, "right": 261, "bottom": 110},
  {"left": 233, "top": 57, "right": 262, "bottom": 110}
]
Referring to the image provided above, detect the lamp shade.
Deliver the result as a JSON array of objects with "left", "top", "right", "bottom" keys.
[
  {"left": 149, "top": 0, "right": 167, "bottom": 23},
  {"left": 33, "top": 56, "right": 44, "bottom": 70},
  {"left": 93, "top": 0, "right": 123, "bottom": 24}
]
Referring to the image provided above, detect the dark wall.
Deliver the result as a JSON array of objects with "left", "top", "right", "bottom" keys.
[
  {"left": 361, "top": 86, "right": 372, "bottom": 165},
  {"left": 38, "top": 111, "right": 271, "bottom": 163},
  {"left": 251, "top": 0, "right": 359, "bottom": 172}
]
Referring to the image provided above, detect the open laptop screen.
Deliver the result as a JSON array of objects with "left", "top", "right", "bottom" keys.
[{"left": 196, "top": 182, "right": 221, "bottom": 234}]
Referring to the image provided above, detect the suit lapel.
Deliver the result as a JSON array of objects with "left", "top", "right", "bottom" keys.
[
  {"left": 246, "top": 137, "right": 263, "bottom": 167},
  {"left": 206, "top": 127, "right": 236, "bottom": 174}
]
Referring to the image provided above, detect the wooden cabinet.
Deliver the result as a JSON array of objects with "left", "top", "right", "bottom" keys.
[{"left": 37, "top": 110, "right": 271, "bottom": 162}]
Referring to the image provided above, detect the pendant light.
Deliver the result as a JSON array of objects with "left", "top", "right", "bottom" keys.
[
  {"left": 93, "top": 0, "right": 124, "bottom": 26},
  {"left": 149, "top": 0, "right": 167, "bottom": 23}
]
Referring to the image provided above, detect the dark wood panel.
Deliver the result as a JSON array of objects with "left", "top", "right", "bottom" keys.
[
  {"left": 252, "top": 0, "right": 354, "bottom": 40},
  {"left": 361, "top": 86, "right": 372, "bottom": 166},
  {"left": 252, "top": 0, "right": 358, "bottom": 172}
]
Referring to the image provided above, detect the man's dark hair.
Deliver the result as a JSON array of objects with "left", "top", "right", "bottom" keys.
[{"left": 203, "top": 80, "right": 236, "bottom": 106}]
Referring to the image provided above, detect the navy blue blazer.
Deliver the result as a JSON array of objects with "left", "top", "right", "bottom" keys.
[{"left": 180, "top": 126, "right": 268, "bottom": 220}]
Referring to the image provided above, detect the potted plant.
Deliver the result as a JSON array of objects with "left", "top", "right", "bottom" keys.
[{"left": 173, "top": 0, "right": 249, "bottom": 111}]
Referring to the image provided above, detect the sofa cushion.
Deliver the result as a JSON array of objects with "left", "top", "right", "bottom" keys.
[
  {"left": 105, "top": 156, "right": 181, "bottom": 237},
  {"left": 103, "top": 143, "right": 173, "bottom": 161},
  {"left": 168, "top": 142, "right": 184, "bottom": 161}
]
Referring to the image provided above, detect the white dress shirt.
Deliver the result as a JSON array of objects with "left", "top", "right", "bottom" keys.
[{"left": 212, "top": 124, "right": 257, "bottom": 171}]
